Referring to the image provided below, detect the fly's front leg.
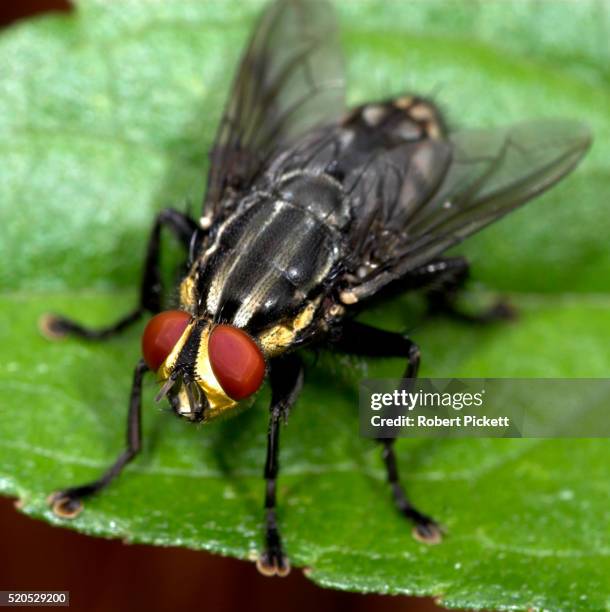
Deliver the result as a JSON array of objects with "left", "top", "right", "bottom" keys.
[
  {"left": 404, "top": 256, "right": 515, "bottom": 323},
  {"left": 333, "top": 320, "right": 443, "bottom": 544},
  {"left": 256, "top": 353, "right": 304, "bottom": 577},
  {"left": 40, "top": 208, "right": 198, "bottom": 340},
  {"left": 48, "top": 359, "right": 149, "bottom": 518}
]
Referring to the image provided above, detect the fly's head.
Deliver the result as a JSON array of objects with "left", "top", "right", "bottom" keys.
[{"left": 141, "top": 311, "right": 266, "bottom": 423}]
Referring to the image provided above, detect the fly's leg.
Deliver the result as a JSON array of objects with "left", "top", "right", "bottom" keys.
[
  {"left": 48, "top": 359, "right": 149, "bottom": 518},
  {"left": 403, "top": 256, "right": 516, "bottom": 323},
  {"left": 40, "top": 208, "right": 198, "bottom": 340},
  {"left": 378, "top": 438, "right": 442, "bottom": 544},
  {"left": 333, "top": 320, "right": 443, "bottom": 544},
  {"left": 256, "top": 353, "right": 304, "bottom": 577}
]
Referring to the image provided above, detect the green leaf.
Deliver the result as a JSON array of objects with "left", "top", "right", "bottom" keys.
[{"left": 1, "top": 1, "right": 609, "bottom": 610}]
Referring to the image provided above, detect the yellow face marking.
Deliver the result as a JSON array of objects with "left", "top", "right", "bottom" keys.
[
  {"left": 157, "top": 318, "right": 240, "bottom": 422},
  {"left": 157, "top": 320, "right": 195, "bottom": 381},
  {"left": 194, "top": 324, "right": 239, "bottom": 420}
]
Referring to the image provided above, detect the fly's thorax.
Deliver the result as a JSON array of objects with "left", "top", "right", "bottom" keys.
[{"left": 191, "top": 178, "right": 348, "bottom": 334}]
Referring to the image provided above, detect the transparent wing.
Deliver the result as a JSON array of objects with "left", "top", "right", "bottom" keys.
[
  {"left": 203, "top": 0, "right": 345, "bottom": 218},
  {"left": 347, "top": 119, "right": 592, "bottom": 300}
]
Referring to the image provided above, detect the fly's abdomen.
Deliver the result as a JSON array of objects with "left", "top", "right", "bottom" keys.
[{"left": 200, "top": 173, "right": 349, "bottom": 330}]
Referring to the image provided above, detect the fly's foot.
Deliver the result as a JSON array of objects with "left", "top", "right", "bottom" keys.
[
  {"left": 256, "top": 544, "right": 291, "bottom": 577},
  {"left": 411, "top": 516, "right": 444, "bottom": 545},
  {"left": 47, "top": 491, "right": 84, "bottom": 519},
  {"left": 401, "top": 504, "right": 444, "bottom": 545},
  {"left": 256, "top": 520, "right": 290, "bottom": 577},
  {"left": 39, "top": 314, "right": 72, "bottom": 340}
]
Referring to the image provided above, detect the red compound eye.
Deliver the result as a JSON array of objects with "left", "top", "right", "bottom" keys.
[
  {"left": 208, "top": 325, "right": 265, "bottom": 400},
  {"left": 141, "top": 310, "right": 190, "bottom": 371}
]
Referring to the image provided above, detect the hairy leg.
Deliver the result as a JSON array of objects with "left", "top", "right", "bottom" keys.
[
  {"left": 48, "top": 359, "right": 149, "bottom": 518},
  {"left": 332, "top": 320, "right": 442, "bottom": 544},
  {"left": 256, "top": 353, "right": 304, "bottom": 577}
]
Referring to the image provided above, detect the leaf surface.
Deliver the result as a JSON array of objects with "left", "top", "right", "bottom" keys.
[{"left": 1, "top": 2, "right": 609, "bottom": 610}]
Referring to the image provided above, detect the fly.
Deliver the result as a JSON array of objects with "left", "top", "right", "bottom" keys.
[{"left": 41, "top": 0, "right": 591, "bottom": 577}]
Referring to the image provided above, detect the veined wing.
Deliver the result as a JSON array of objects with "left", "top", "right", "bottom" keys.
[{"left": 203, "top": 0, "right": 345, "bottom": 221}]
